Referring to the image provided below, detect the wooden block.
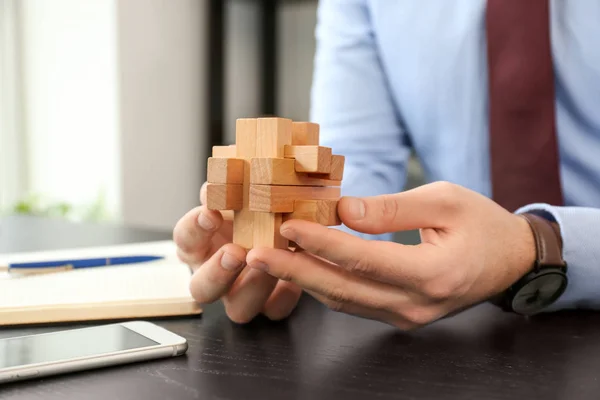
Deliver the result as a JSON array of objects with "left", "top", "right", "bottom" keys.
[
  {"left": 284, "top": 145, "right": 332, "bottom": 173},
  {"left": 233, "top": 118, "right": 258, "bottom": 248},
  {"left": 256, "top": 117, "right": 293, "bottom": 158},
  {"left": 250, "top": 158, "right": 341, "bottom": 186},
  {"left": 253, "top": 212, "right": 288, "bottom": 249},
  {"left": 283, "top": 200, "right": 341, "bottom": 226},
  {"left": 206, "top": 183, "right": 243, "bottom": 211},
  {"left": 249, "top": 185, "right": 340, "bottom": 213},
  {"left": 248, "top": 118, "right": 294, "bottom": 248},
  {"left": 291, "top": 122, "right": 319, "bottom": 145},
  {"left": 207, "top": 158, "right": 244, "bottom": 184},
  {"left": 212, "top": 145, "right": 236, "bottom": 158},
  {"left": 328, "top": 155, "right": 345, "bottom": 181}
]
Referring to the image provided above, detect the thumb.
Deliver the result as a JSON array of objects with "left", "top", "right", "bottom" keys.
[{"left": 338, "top": 182, "right": 461, "bottom": 234}]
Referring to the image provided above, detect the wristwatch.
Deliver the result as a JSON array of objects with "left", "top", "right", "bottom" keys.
[{"left": 491, "top": 213, "right": 568, "bottom": 316}]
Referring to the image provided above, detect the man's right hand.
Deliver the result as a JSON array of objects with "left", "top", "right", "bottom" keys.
[{"left": 172, "top": 182, "right": 302, "bottom": 323}]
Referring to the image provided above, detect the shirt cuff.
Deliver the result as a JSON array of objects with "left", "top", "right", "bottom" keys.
[{"left": 516, "top": 203, "right": 600, "bottom": 311}]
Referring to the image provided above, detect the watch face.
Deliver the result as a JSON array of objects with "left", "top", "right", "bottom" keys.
[{"left": 511, "top": 270, "right": 568, "bottom": 315}]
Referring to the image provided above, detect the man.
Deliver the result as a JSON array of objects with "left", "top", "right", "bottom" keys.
[{"left": 173, "top": 0, "right": 600, "bottom": 328}]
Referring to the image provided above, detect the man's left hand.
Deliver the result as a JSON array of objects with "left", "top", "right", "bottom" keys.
[{"left": 246, "top": 181, "right": 537, "bottom": 330}]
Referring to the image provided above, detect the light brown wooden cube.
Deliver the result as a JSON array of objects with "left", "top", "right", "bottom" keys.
[
  {"left": 249, "top": 185, "right": 340, "bottom": 213},
  {"left": 283, "top": 145, "right": 332, "bottom": 173},
  {"left": 256, "top": 117, "right": 293, "bottom": 158},
  {"left": 292, "top": 122, "right": 320, "bottom": 145},
  {"left": 206, "top": 183, "right": 243, "bottom": 210},
  {"left": 253, "top": 212, "right": 288, "bottom": 249},
  {"left": 328, "top": 155, "right": 345, "bottom": 181},
  {"left": 283, "top": 199, "right": 341, "bottom": 226},
  {"left": 206, "top": 117, "right": 344, "bottom": 251},
  {"left": 212, "top": 145, "right": 237, "bottom": 158},
  {"left": 207, "top": 157, "right": 244, "bottom": 184},
  {"left": 250, "top": 158, "right": 340, "bottom": 186}
]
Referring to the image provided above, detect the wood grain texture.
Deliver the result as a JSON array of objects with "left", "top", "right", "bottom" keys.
[
  {"left": 256, "top": 117, "right": 293, "bottom": 158},
  {"left": 252, "top": 117, "right": 292, "bottom": 248},
  {"left": 233, "top": 118, "right": 258, "bottom": 248},
  {"left": 207, "top": 157, "right": 244, "bottom": 184},
  {"left": 284, "top": 145, "right": 332, "bottom": 173},
  {"left": 252, "top": 212, "right": 288, "bottom": 249},
  {"left": 3, "top": 217, "right": 600, "bottom": 400},
  {"left": 206, "top": 183, "right": 243, "bottom": 210},
  {"left": 212, "top": 145, "right": 237, "bottom": 158},
  {"left": 328, "top": 155, "right": 345, "bottom": 181},
  {"left": 291, "top": 121, "right": 320, "bottom": 145},
  {"left": 283, "top": 199, "right": 341, "bottom": 226},
  {"left": 250, "top": 158, "right": 341, "bottom": 186},
  {"left": 249, "top": 185, "right": 341, "bottom": 213}
]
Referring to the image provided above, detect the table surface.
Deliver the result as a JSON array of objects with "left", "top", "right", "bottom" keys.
[{"left": 1, "top": 215, "right": 600, "bottom": 400}]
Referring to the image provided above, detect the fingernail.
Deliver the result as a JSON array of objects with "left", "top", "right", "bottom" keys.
[
  {"left": 221, "top": 252, "right": 243, "bottom": 271},
  {"left": 346, "top": 197, "right": 366, "bottom": 219},
  {"left": 198, "top": 212, "right": 215, "bottom": 231},
  {"left": 249, "top": 260, "right": 269, "bottom": 273}
]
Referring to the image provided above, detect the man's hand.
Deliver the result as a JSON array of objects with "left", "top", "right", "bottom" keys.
[
  {"left": 245, "top": 181, "right": 537, "bottom": 330},
  {"left": 173, "top": 182, "right": 302, "bottom": 323}
]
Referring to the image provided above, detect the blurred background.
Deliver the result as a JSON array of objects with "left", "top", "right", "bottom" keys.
[{"left": 0, "top": 0, "right": 423, "bottom": 232}]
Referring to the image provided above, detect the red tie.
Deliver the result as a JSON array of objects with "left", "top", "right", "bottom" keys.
[{"left": 486, "top": 0, "right": 563, "bottom": 212}]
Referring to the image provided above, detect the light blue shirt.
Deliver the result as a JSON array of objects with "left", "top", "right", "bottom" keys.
[{"left": 310, "top": 0, "right": 600, "bottom": 311}]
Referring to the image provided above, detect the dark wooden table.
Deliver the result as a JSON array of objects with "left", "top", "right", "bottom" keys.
[{"left": 2, "top": 215, "right": 600, "bottom": 399}]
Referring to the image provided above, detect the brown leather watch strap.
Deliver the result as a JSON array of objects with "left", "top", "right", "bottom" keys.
[{"left": 520, "top": 213, "right": 566, "bottom": 269}]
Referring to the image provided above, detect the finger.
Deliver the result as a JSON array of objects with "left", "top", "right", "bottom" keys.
[
  {"left": 222, "top": 268, "right": 279, "bottom": 324},
  {"left": 200, "top": 181, "right": 208, "bottom": 205},
  {"left": 337, "top": 181, "right": 467, "bottom": 234},
  {"left": 246, "top": 247, "right": 421, "bottom": 316},
  {"left": 261, "top": 280, "right": 302, "bottom": 321},
  {"left": 173, "top": 205, "right": 225, "bottom": 259},
  {"left": 304, "top": 289, "right": 416, "bottom": 330},
  {"left": 189, "top": 243, "right": 247, "bottom": 304},
  {"left": 279, "top": 219, "right": 437, "bottom": 289}
]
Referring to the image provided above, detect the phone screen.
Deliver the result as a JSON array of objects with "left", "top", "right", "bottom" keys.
[{"left": 0, "top": 325, "right": 158, "bottom": 369}]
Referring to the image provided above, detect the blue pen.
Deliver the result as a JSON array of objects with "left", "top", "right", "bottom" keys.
[{"left": 0, "top": 255, "right": 164, "bottom": 275}]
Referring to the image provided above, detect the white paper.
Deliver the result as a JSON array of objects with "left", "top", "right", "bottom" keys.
[{"left": 0, "top": 241, "right": 194, "bottom": 309}]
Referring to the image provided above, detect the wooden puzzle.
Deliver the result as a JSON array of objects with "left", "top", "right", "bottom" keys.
[{"left": 206, "top": 117, "right": 345, "bottom": 250}]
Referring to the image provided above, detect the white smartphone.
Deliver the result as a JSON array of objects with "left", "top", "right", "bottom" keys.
[{"left": 0, "top": 321, "right": 188, "bottom": 384}]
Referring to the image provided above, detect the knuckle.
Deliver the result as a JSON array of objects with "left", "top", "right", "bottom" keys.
[
  {"left": 263, "top": 301, "right": 296, "bottom": 321},
  {"left": 176, "top": 247, "right": 188, "bottom": 263},
  {"left": 210, "top": 266, "right": 238, "bottom": 286},
  {"left": 426, "top": 266, "right": 470, "bottom": 300},
  {"left": 378, "top": 194, "right": 400, "bottom": 223},
  {"left": 200, "top": 182, "right": 208, "bottom": 204},
  {"left": 431, "top": 180, "right": 459, "bottom": 194},
  {"left": 189, "top": 280, "right": 212, "bottom": 304},
  {"left": 263, "top": 308, "right": 286, "bottom": 321},
  {"left": 225, "top": 304, "right": 256, "bottom": 325},
  {"left": 324, "top": 299, "right": 346, "bottom": 313},
  {"left": 173, "top": 225, "right": 198, "bottom": 253},
  {"left": 391, "top": 320, "right": 419, "bottom": 331},
  {"left": 172, "top": 224, "right": 186, "bottom": 247},
  {"left": 431, "top": 181, "right": 462, "bottom": 211},
  {"left": 324, "top": 285, "right": 351, "bottom": 306},
  {"left": 177, "top": 247, "right": 203, "bottom": 270},
  {"left": 422, "top": 277, "right": 455, "bottom": 301},
  {"left": 270, "top": 260, "right": 294, "bottom": 282},
  {"left": 345, "top": 256, "right": 374, "bottom": 276},
  {"left": 446, "top": 269, "right": 470, "bottom": 298},
  {"left": 305, "top": 232, "right": 328, "bottom": 258},
  {"left": 401, "top": 306, "right": 438, "bottom": 327}
]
